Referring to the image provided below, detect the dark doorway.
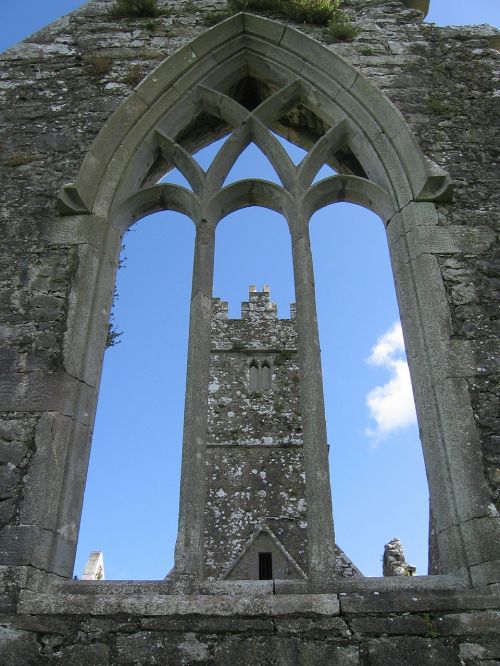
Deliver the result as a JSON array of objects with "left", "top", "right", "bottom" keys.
[{"left": 259, "top": 552, "right": 273, "bottom": 580}]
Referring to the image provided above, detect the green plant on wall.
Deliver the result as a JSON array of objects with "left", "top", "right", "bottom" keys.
[
  {"left": 286, "top": 0, "right": 339, "bottom": 25},
  {"left": 83, "top": 54, "right": 113, "bottom": 76},
  {"left": 203, "top": 9, "right": 234, "bottom": 26},
  {"left": 122, "top": 64, "right": 145, "bottom": 87},
  {"left": 228, "top": 0, "right": 338, "bottom": 25},
  {"left": 228, "top": 0, "right": 279, "bottom": 13},
  {"left": 106, "top": 287, "right": 123, "bottom": 349},
  {"left": 106, "top": 245, "right": 127, "bottom": 349},
  {"left": 112, "top": 0, "right": 160, "bottom": 18},
  {"left": 426, "top": 93, "right": 451, "bottom": 115},
  {"left": 323, "top": 4, "right": 359, "bottom": 42},
  {"left": 204, "top": 0, "right": 359, "bottom": 37},
  {"left": 422, "top": 613, "right": 440, "bottom": 639}
]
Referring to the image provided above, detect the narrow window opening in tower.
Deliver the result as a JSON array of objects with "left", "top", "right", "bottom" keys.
[
  {"left": 249, "top": 360, "right": 260, "bottom": 392},
  {"left": 74, "top": 212, "right": 194, "bottom": 580},
  {"left": 310, "top": 202, "right": 430, "bottom": 577},
  {"left": 260, "top": 360, "right": 272, "bottom": 390},
  {"left": 259, "top": 552, "right": 273, "bottom": 580}
]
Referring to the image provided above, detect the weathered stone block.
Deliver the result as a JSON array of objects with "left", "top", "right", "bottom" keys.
[
  {"left": 212, "top": 635, "right": 293, "bottom": 666},
  {"left": 116, "top": 631, "right": 211, "bottom": 665},
  {"left": 349, "top": 614, "right": 428, "bottom": 636},
  {"left": 58, "top": 643, "right": 110, "bottom": 665},
  {"left": 298, "top": 641, "right": 360, "bottom": 665},
  {"left": 0, "top": 465, "right": 21, "bottom": 499},
  {"left": 140, "top": 616, "right": 274, "bottom": 635},
  {"left": 274, "top": 616, "right": 350, "bottom": 638},
  {"left": 437, "top": 610, "right": 500, "bottom": 636},
  {"left": 0, "top": 498, "right": 17, "bottom": 526},
  {"left": 459, "top": 638, "right": 500, "bottom": 663},
  {"left": 0, "top": 626, "right": 40, "bottom": 666},
  {"left": 365, "top": 637, "right": 462, "bottom": 666}
]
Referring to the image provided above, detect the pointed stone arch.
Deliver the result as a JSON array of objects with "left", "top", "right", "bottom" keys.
[
  {"left": 58, "top": 14, "right": 451, "bottom": 220},
  {"left": 35, "top": 13, "right": 499, "bottom": 588}
]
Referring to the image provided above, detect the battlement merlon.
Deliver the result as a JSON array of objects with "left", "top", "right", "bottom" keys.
[
  {"left": 241, "top": 285, "right": 277, "bottom": 320},
  {"left": 212, "top": 297, "right": 229, "bottom": 319}
]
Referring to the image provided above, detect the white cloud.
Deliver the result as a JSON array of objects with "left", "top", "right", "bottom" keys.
[{"left": 365, "top": 321, "right": 417, "bottom": 443}]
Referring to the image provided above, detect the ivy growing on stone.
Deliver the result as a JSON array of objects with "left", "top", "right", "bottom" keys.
[
  {"left": 426, "top": 93, "right": 452, "bottom": 115},
  {"left": 106, "top": 246, "right": 127, "bottom": 349},
  {"left": 106, "top": 286, "right": 123, "bottom": 349}
]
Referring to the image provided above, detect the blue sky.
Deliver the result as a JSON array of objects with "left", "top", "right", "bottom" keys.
[{"left": 1, "top": 2, "right": 498, "bottom": 580}]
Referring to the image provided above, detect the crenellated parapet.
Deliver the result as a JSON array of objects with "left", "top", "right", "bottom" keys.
[{"left": 211, "top": 287, "right": 297, "bottom": 352}]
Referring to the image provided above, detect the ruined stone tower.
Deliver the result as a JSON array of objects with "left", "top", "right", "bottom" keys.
[
  {"left": 204, "top": 287, "right": 360, "bottom": 580},
  {"left": 205, "top": 288, "right": 308, "bottom": 581},
  {"left": 1, "top": 0, "right": 499, "bottom": 662}
]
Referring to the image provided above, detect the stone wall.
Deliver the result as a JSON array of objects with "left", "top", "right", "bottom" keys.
[{"left": 2, "top": 587, "right": 499, "bottom": 665}]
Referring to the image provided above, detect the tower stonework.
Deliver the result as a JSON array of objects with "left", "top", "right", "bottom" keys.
[
  {"left": 205, "top": 289, "right": 308, "bottom": 580},
  {"left": 204, "top": 288, "right": 360, "bottom": 581},
  {"left": 1, "top": 0, "right": 499, "bottom": 662}
]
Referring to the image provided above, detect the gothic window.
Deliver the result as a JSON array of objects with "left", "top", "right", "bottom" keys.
[
  {"left": 260, "top": 360, "right": 272, "bottom": 390},
  {"left": 248, "top": 358, "right": 273, "bottom": 392},
  {"left": 249, "top": 360, "right": 259, "bottom": 392},
  {"left": 46, "top": 14, "right": 496, "bottom": 588}
]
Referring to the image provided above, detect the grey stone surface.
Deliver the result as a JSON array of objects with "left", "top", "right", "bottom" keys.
[
  {"left": 383, "top": 537, "right": 417, "bottom": 576},
  {"left": 365, "top": 637, "right": 462, "bottom": 665},
  {"left": 0, "top": 0, "right": 499, "bottom": 662}
]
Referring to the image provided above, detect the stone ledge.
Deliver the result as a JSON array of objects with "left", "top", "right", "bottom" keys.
[
  {"left": 18, "top": 591, "right": 341, "bottom": 618},
  {"left": 339, "top": 589, "right": 500, "bottom": 614},
  {"left": 17, "top": 586, "right": 499, "bottom": 619}
]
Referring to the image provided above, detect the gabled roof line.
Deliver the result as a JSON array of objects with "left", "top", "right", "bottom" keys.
[{"left": 222, "top": 523, "right": 307, "bottom": 580}]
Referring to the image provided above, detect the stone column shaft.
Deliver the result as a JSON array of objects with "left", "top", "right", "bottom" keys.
[
  {"left": 174, "top": 220, "right": 215, "bottom": 579},
  {"left": 290, "top": 219, "right": 337, "bottom": 582}
]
